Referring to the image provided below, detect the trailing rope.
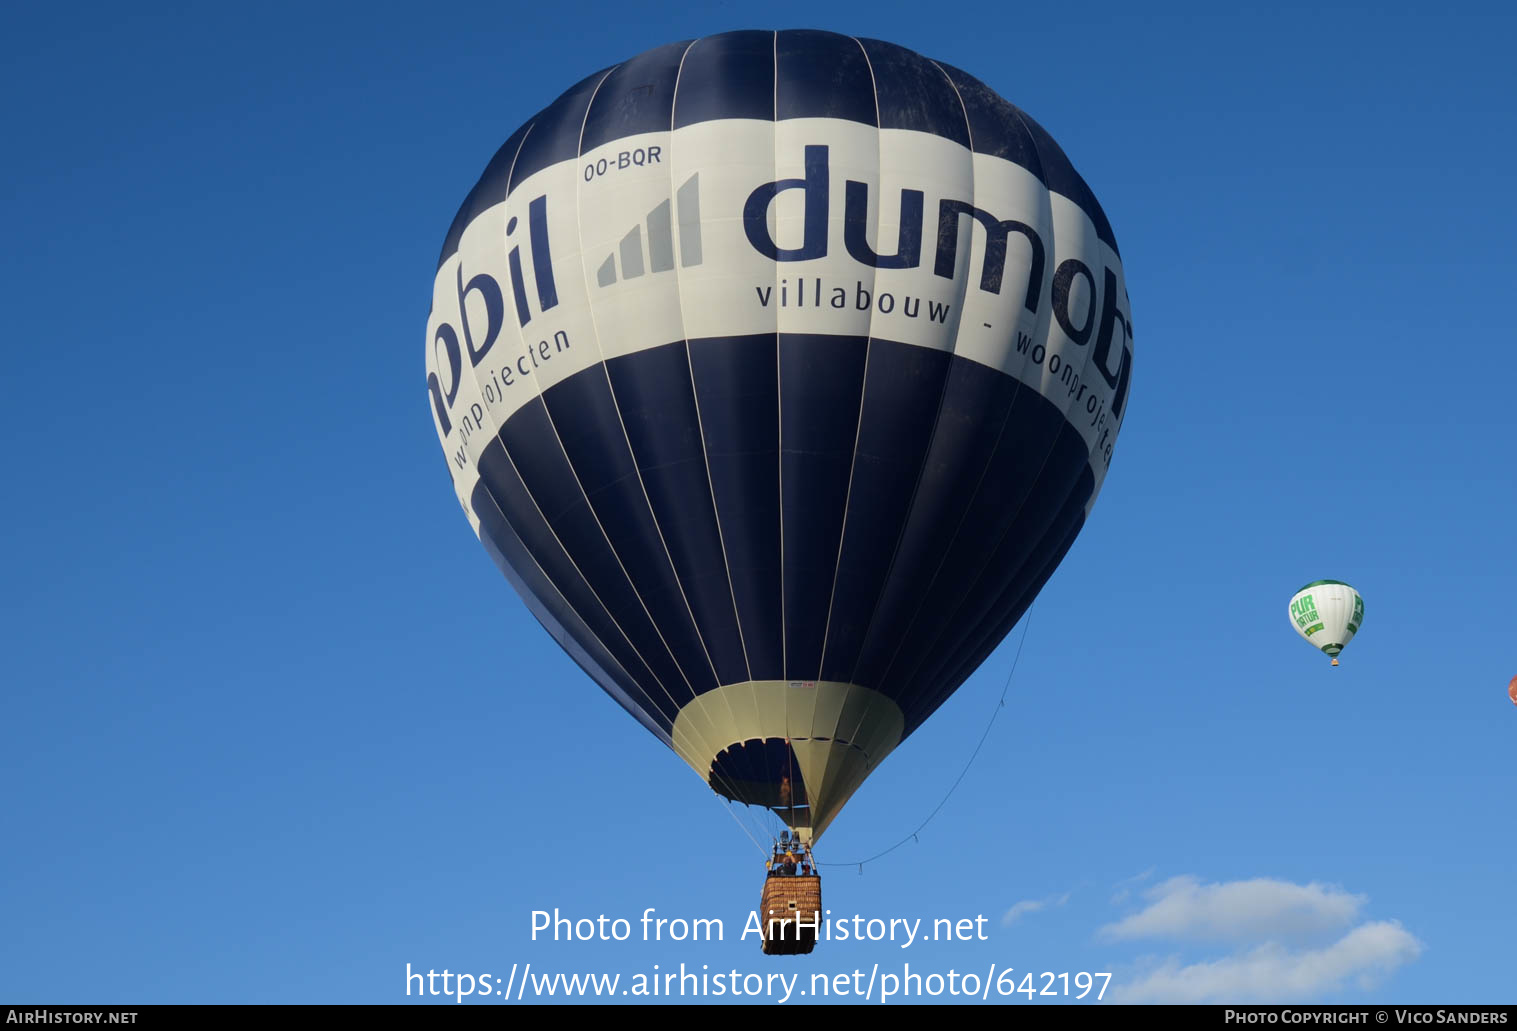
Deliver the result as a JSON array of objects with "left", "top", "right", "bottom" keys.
[{"left": 818, "top": 605, "right": 1035, "bottom": 870}]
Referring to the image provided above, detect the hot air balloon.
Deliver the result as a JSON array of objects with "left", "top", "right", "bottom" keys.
[
  {"left": 1288, "top": 581, "right": 1363, "bottom": 666},
  {"left": 1508, "top": 675, "right": 1516, "bottom": 707},
  {"left": 425, "top": 31, "right": 1132, "bottom": 869}
]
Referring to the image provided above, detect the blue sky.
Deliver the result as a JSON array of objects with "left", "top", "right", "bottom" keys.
[{"left": 3, "top": 0, "right": 1513, "bottom": 1006}]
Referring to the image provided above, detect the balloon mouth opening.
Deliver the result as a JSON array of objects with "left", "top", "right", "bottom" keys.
[{"left": 709, "top": 738, "right": 812, "bottom": 824}]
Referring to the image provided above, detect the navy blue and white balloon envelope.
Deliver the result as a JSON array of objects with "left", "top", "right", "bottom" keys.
[{"left": 425, "top": 30, "right": 1133, "bottom": 842}]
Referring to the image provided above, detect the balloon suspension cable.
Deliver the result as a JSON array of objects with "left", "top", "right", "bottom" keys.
[
  {"left": 696, "top": 724, "right": 780, "bottom": 856},
  {"left": 818, "top": 604, "right": 1035, "bottom": 871},
  {"left": 711, "top": 792, "right": 770, "bottom": 857}
]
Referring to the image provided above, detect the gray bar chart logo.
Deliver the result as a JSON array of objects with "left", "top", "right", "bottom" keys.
[{"left": 596, "top": 174, "right": 702, "bottom": 287}]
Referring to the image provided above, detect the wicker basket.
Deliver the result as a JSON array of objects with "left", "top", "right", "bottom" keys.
[{"left": 758, "top": 875, "right": 823, "bottom": 955}]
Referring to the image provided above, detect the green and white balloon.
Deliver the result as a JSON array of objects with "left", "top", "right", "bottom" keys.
[{"left": 1288, "top": 581, "right": 1364, "bottom": 665}]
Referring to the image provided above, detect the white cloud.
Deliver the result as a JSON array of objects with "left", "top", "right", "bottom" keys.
[
  {"left": 1002, "top": 892, "right": 1071, "bottom": 926},
  {"left": 1115, "top": 920, "right": 1424, "bottom": 1003},
  {"left": 1100, "top": 875, "right": 1367, "bottom": 944}
]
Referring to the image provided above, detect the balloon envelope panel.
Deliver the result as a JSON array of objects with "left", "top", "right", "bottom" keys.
[{"left": 425, "top": 30, "right": 1133, "bottom": 839}]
